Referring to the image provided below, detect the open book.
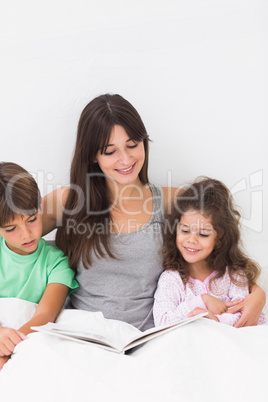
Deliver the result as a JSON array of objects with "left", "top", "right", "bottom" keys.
[{"left": 31, "top": 311, "right": 207, "bottom": 354}]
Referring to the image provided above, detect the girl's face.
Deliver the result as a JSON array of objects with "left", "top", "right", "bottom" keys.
[
  {"left": 95, "top": 125, "right": 145, "bottom": 187},
  {"left": 176, "top": 210, "right": 217, "bottom": 268}
]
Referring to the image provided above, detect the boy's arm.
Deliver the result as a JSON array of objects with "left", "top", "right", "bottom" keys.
[
  {"left": 0, "top": 326, "right": 26, "bottom": 357},
  {"left": 18, "top": 283, "right": 69, "bottom": 335},
  {"left": 0, "top": 283, "right": 69, "bottom": 370}
]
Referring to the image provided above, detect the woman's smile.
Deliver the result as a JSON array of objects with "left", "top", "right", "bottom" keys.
[{"left": 115, "top": 162, "right": 136, "bottom": 174}]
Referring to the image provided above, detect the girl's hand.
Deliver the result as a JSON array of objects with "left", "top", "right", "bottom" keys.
[
  {"left": 0, "top": 326, "right": 26, "bottom": 356},
  {"left": 227, "top": 285, "right": 266, "bottom": 328},
  {"left": 202, "top": 294, "right": 244, "bottom": 315},
  {"left": 188, "top": 307, "right": 219, "bottom": 322}
]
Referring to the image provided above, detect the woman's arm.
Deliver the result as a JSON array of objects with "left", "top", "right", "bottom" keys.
[
  {"left": 42, "top": 186, "right": 70, "bottom": 236},
  {"left": 0, "top": 356, "right": 10, "bottom": 370},
  {"left": 227, "top": 284, "right": 266, "bottom": 327},
  {"left": 18, "top": 283, "right": 69, "bottom": 335},
  {"left": 161, "top": 186, "right": 183, "bottom": 215}
]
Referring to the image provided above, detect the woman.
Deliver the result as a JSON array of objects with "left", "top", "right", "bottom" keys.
[{"left": 43, "top": 94, "right": 265, "bottom": 330}]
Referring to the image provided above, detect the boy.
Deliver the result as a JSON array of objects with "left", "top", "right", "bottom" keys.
[{"left": 0, "top": 162, "right": 79, "bottom": 369}]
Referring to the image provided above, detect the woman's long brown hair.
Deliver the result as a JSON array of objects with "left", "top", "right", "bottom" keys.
[
  {"left": 56, "top": 94, "right": 150, "bottom": 270},
  {"left": 163, "top": 177, "right": 260, "bottom": 290}
]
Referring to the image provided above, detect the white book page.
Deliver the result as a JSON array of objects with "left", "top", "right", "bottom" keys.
[
  {"left": 32, "top": 311, "right": 207, "bottom": 352},
  {"left": 32, "top": 310, "right": 143, "bottom": 351}
]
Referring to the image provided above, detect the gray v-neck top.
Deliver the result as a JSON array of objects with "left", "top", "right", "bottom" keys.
[{"left": 70, "top": 184, "right": 165, "bottom": 330}]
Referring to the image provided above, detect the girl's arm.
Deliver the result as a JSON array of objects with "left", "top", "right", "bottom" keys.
[
  {"left": 227, "top": 284, "right": 266, "bottom": 327},
  {"left": 202, "top": 294, "right": 243, "bottom": 315},
  {"left": 188, "top": 295, "right": 244, "bottom": 326},
  {"left": 187, "top": 307, "right": 219, "bottom": 322},
  {"left": 42, "top": 187, "right": 70, "bottom": 236},
  {"left": 18, "top": 283, "right": 69, "bottom": 335},
  {"left": 208, "top": 274, "right": 265, "bottom": 327},
  {"left": 153, "top": 271, "right": 209, "bottom": 326},
  {"left": 153, "top": 271, "right": 244, "bottom": 326}
]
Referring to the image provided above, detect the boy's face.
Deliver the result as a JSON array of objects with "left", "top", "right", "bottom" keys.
[{"left": 0, "top": 211, "right": 42, "bottom": 255}]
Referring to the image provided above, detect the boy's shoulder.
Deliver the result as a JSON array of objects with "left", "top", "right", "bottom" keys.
[
  {"left": 38, "top": 238, "right": 66, "bottom": 261},
  {"left": 42, "top": 239, "right": 57, "bottom": 249}
]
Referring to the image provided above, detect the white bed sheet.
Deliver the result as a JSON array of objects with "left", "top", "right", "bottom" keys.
[{"left": 0, "top": 298, "right": 268, "bottom": 402}]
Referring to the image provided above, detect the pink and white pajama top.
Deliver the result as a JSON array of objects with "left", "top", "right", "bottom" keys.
[{"left": 153, "top": 269, "right": 267, "bottom": 327}]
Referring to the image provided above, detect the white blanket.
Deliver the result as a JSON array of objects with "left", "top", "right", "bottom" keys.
[{"left": 0, "top": 298, "right": 268, "bottom": 402}]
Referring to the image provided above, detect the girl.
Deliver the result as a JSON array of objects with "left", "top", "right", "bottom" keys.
[
  {"left": 153, "top": 177, "right": 267, "bottom": 327},
  {"left": 42, "top": 94, "right": 266, "bottom": 330}
]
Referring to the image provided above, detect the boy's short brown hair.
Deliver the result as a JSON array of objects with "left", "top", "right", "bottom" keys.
[{"left": 0, "top": 162, "right": 41, "bottom": 227}]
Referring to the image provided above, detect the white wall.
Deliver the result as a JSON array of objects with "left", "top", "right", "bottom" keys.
[{"left": 1, "top": 0, "right": 268, "bottom": 270}]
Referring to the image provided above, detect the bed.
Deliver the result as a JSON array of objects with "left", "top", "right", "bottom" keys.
[{"left": 0, "top": 270, "right": 268, "bottom": 402}]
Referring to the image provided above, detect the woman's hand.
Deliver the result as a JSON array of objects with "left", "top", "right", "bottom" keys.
[
  {"left": 227, "top": 285, "right": 266, "bottom": 328},
  {"left": 188, "top": 307, "right": 219, "bottom": 322},
  {"left": 0, "top": 326, "right": 26, "bottom": 357},
  {"left": 0, "top": 356, "right": 10, "bottom": 370},
  {"left": 202, "top": 294, "right": 244, "bottom": 315}
]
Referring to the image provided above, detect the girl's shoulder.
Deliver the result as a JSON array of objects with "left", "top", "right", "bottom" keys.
[
  {"left": 225, "top": 267, "right": 249, "bottom": 286},
  {"left": 159, "top": 269, "right": 183, "bottom": 284}
]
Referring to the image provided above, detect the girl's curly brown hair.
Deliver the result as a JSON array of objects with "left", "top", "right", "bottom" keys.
[{"left": 163, "top": 177, "right": 260, "bottom": 291}]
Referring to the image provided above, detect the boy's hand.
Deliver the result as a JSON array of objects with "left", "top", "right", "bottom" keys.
[
  {"left": 0, "top": 326, "right": 26, "bottom": 356},
  {"left": 202, "top": 294, "right": 244, "bottom": 315}
]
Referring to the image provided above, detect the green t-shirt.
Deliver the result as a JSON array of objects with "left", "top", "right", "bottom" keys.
[{"left": 0, "top": 237, "right": 79, "bottom": 303}]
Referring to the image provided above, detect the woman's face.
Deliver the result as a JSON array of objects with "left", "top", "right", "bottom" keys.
[{"left": 95, "top": 125, "right": 145, "bottom": 187}]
